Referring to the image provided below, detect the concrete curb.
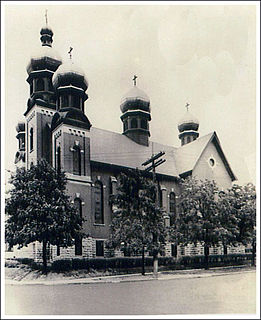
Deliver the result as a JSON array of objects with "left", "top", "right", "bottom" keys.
[{"left": 5, "top": 268, "right": 255, "bottom": 286}]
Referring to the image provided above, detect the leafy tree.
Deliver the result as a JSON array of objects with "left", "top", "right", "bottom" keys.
[
  {"left": 219, "top": 183, "right": 256, "bottom": 265},
  {"left": 106, "top": 169, "right": 167, "bottom": 275},
  {"left": 175, "top": 177, "right": 221, "bottom": 269},
  {"left": 5, "top": 160, "right": 85, "bottom": 273}
]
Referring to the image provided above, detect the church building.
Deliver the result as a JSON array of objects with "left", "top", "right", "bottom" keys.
[{"left": 13, "top": 22, "right": 240, "bottom": 261}]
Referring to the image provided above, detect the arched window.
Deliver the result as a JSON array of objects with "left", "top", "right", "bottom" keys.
[
  {"left": 169, "top": 192, "right": 176, "bottom": 226},
  {"left": 131, "top": 118, "right": 137, "bottom": 129},
  {"left": 56, "top": 146, "right": 61, "bottom": 172},
  {"left": 43, "top": 124, "right": 51, "bottom": 164},
  {"left": 47, "top": 78, "right": 53, "bottom": 91},
  {"left": 187, "top": 136, "right": 191, "bottom": 143},
  {"left": 63, "top": 95, "right": 69, "bottom": 108},
  {"left": 73, "top": 145, "right": 81, "bottom": 175},
  {"left": 30, "top": 127, "right": 34, "bottom": 151},
  {"left": 74, "top": 95, "right": 80, "bottom": 109},
  {"left": 141, "top": 119, "right": 147, "bottom": 129},
  {"left": 94, "top": 181, "right": 104, "bottom": 224},
  {"left": 74, "top": 198, "right": 82, "bottom": 255},
  {"left": 35, "top": 78, "right": 44, "bottom": 92}
]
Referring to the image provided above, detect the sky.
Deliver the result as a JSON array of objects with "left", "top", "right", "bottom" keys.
[{"left": 3, "top": 2, "right": 259, "bottom": 187}]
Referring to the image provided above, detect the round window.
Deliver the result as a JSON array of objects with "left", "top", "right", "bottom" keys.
[{"left": 209, "top": 158, "right": 215, "bottom": 167}]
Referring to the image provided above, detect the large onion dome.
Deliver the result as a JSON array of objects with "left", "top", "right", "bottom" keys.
[
  {"left": 178, "top": 110, "right": 199, "bottom": 133},
  {"left": 120, "top": 78, "right": 151, "bottom": 146},
  {"left": 120, "top": 86, "right": 150, "bottom": 114},
  {"left": 52, "top": 60, "right": 88, "bottom": 91},
  {"left": 26, "top": 25, "right": 62, "bottom": 74}
]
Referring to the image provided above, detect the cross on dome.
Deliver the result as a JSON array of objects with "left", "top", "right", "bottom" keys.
[
  {"left": 133, "top": 75, "right": 137, "bottom": 86},
  {"left": 68, "top": 47, "right": 73, "bottom": 60},
  {"left": 45, "top": 9, "right": 48, "bottom": 25},
  {"left": 185, "top": 102, "right": 190, "bottom": 112}
]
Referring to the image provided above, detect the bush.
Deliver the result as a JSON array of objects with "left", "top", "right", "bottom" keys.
[
  {"left": 49, "top": 253, "right": 252, "bottom": 273},
  {"left": 72, "top": 258, "right": 89, "bottom": 270},
  {"left": 16, "top": 258, "right": 34, "bottom": 265},
  {"left": 51, "top": 259, "right": 72, "bottom": 272},
  {"left": 178, "top": 254, "right": 252, "bottom": 269}
]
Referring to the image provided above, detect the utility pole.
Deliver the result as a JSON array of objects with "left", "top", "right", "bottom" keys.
[{"left": 142, "top": 150, "right": 166, "bottom": 278}]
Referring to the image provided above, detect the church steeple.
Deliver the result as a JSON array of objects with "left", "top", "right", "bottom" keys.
[
  {"left": 25, "top": 13, "right": 62, "bottom": 115},
  {"left": 120, "top": 76, "right": 151, "bottom": 146},
  {"left": 178, "top": 103, "right": 199, "bottom": 146}
]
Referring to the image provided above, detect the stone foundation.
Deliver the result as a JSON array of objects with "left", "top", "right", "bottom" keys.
[{"left": 7, "top": 239, "right": 249, "bottom": 262}]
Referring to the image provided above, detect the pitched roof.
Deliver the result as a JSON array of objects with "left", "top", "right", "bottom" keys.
[
  {"left": 175, "top": 132, "right": 213, "bottom": 175},
  {"left": 90, "top": 127, "right": 179, "bottom": 177},
  {"left": 90, "top": 127, "right": 236, "bottom": 181}
]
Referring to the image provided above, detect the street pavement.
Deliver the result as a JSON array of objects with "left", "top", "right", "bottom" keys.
[{"left": 4, "top": 266, "right": 257, "bottom": 316}]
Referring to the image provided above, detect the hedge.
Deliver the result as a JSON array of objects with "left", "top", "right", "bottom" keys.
[{"left": 49, "top": 253, "right": 252, "bottom": 272}]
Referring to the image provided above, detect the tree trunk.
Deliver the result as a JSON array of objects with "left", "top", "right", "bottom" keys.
[
  {"left": 204, "top": 244, "right": 209, "bottom": 270},
  {"left": 42, "top": 239, "right": 47, "bottom": 274},
  {"left": 153, "top": 252, "right": 158, "bottom": 277},
  {"left": 251, "top": 240, "right": 256, "bottom": 267},
  {"left": 142, "top": 245, "right": 145, "bottom": 276}
]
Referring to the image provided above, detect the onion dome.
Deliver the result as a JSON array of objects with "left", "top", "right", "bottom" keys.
[
  {"left": 120, "top": 76, "right": 151, "bottom": 146},
  {"left": 120, "top": 86, "right": 150, "bottom": 113},
  {"left": 26, "top": 25, "right": 62, "bottom": 74},
  {"left": 178, "top": 104, "right": 199, "bottom": 146},
  {"left": 40, "top": 25, "right": 53, "bottom": 47},
  {"left": 51, "top": 107, "right": 91, "bottom": 131},
  {"left": 52, "top": 59, "right": 88, "bottom": 92},
  {"left": 16, "top": 121, "right": 25, "bottom": 133},
  {"left": 178, "top": 110, "right": 199, "bottom": 133},
  {"left": 15, "top": 121, "right": 25, "bottom": 154}
]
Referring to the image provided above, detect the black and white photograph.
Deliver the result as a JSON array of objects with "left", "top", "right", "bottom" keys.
[{"left": 1, "top": 1, "right": 259, "bottom": 318}]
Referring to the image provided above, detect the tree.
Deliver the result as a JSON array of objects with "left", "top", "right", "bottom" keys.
[
  {"left": 5, "top": 160, "right": 85, "bottom": 273},
  {"left": 175, "top": 177, "right": 221, "bottom": 269},
  {"left": 106, "top": 169, "right": 167, "bottom": 275},
  {"left": 219, "top": 183, "right": 256, "bottom": 265}
]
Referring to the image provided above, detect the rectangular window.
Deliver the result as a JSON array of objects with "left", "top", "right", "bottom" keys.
[
  {"left": 75, "top": 236, "right": 82, "bottom": 256},
  {"left": 171, "top": 244, "right": 177, "bottom": 257},
  {"left": 94, "top": 182, "right": 104, "bottom": 224},
  {"left": 96, "top": 240, "right": 104, "bottom": 257}
]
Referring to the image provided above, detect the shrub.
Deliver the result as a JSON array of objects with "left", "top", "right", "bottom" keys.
[
  {"left": 16, "top": 258, "right": 34, "bottom": 265},
  {"left": 51, "top": 259, "right": 72, "bottom": 272},
  {"left": 72, "top": 258, "right": 89, "bottom": 270}
]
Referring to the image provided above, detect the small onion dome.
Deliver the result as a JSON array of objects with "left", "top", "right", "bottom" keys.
[
  {"left": 51, "top": 107, "right": 91, "bottom": 131},
  {"left": 120, "top": 86, "right": 150, "bottom": 113},
  {"left": 178, "top": 110, "right": 199, "bottom": 133},
  {"left": 52, "top": 60, "right": 88, "bottom": 91},
  {"left": 26, "top": 45, "right": 62, "bottom": 74},
  {"left": 40, "top": 26, "right": 53, "bottom": 35},
  {"left": 40, "top": 25, "right": 54, "bottom": 46},
  {"left": 16, "top": 122, "right": 25, "bottom": 133}
]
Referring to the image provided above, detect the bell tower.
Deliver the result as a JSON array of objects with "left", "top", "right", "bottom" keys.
[
  {"left": 24, "top": 14, "right": 62, "bottom": 168},
  {"left": 51, "top": 49, "right": 91, "bottom": 178}
]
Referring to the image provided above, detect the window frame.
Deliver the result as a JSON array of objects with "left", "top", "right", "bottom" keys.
[{"left": 94, "top": 181, "right": 104, "bottom": 225}]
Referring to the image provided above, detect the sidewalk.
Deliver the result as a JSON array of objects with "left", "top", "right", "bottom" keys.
[{"left": 5, "top": 265, "right": 255, "bottom": 286}]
